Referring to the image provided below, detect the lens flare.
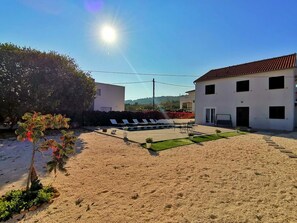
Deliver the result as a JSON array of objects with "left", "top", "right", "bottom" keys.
[{"left": 84, "top": 0, "right": 103, "bottom": 13}]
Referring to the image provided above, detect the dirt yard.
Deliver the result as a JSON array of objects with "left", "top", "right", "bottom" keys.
[{"left": 1, "top": 131, "right": 297, "bottom": 223}]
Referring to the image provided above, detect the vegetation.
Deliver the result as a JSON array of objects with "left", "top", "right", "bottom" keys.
[
  {"left": 150, "top": 138, "right": 193, "bottom": 151},
  {"left": 146, "top": 137, "right": 153, "bottom": 143},
  {"left": 0, "top": 112, "right": 76, "bottom": 220},
  {"left": 215, "top": 129, "right": 222, "bottom": 135},
  {"left": 125, "top": 96, "right": 181, "bottom": 105},
  {"left": 0, "top": 185, "right": 56, "bottom": 221},
  {"left": 15, "top": 112, "right": 77, "bottom": 190},
  {"left": 125, "top": 96, "right": 181, "bottom": 111},
  {"left": 0, "top": 43, "right": 96, "bottom": 127},
  {"left": 146, "top": 131, "right": 246, "bottom": 151}
]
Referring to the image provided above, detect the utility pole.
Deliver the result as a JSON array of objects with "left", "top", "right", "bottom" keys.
[{"left": 153, "top": 78, "right": 155, "bottom": 110}]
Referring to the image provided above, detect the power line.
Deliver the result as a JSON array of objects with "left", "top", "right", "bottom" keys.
[
  {"left": 84, "top": 69, "right": 197, "bottom": 77},
  {"left": 112, "top": 81, "right": 151, "bottom": 84},
  {"left": 156, "top": 81, "right": 193, "bottom": 88},
  {"left": 112, "top": 80, "right": 193, "bottom": 88}
]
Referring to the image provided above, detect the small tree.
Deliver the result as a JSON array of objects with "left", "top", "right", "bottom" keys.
[{"left": 15, "top": 112, "right": 77, "bottom": 191}]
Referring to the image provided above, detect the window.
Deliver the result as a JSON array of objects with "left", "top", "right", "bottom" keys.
[
  {"left": 97, "top": 89, "right": 101, "bottom": 96},
  {"left": 236, "top": 80, "right": 249, "bottom": 92},
  {"left": 205, "top": 85, "right": 215, "bottom": 95},
  {"left": 269, "top": 106, "right": 285, "bottom": 119},
  {"left": 269, "top": 76, "right": 284, "bottom": 89}
]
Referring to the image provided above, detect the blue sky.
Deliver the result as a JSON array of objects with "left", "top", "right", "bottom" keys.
[{"left": 1, "top": 0, "right": 297, "bottom": 100}]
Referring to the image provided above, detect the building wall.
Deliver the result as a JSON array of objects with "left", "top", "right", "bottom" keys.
[
  {"left": 295, "top": 68, "right": 297, "bottom": 128},
  {"left": 195, "top": 68, "right": 296, "bottom": 131},
  {"left": 93, "top": 83, "right": 125, "bottom": 111},
  {"left": 180, "top": 91, "right": 195, "bottom": 112}
]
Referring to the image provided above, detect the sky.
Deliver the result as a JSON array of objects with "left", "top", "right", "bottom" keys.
[{"left": 1, "top": 0, "right": 297, "bottom": 100}]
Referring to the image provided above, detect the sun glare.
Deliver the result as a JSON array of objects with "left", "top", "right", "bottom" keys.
[{"left": 101, "top": 25, "right": 117, "bottom": 44}]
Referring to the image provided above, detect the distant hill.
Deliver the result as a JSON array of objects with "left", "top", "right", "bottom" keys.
[{"left": 125, "top": 96, "right": 181, "bottom": 105}]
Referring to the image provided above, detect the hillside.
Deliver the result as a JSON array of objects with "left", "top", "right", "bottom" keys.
[{"left": 125, "top": 96, "right": 181, "bottom": 105}]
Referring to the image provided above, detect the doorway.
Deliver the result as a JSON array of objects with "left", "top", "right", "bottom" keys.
[
  {"left": 236, "top": 107, "right": 249, "bottom": 127},
  {"left": 205, "top": 108, "right": 216, "bottom": 125}
]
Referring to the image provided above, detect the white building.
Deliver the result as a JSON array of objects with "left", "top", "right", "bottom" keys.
[
  {"left": 180, "top": 90, "right": 195, "bottom": 113},
  {"left": 194, "top": 54, "right": 297, "bottom": 131},
  {"left": 93, "top": 82, "right": 125, "bottom": 112}
]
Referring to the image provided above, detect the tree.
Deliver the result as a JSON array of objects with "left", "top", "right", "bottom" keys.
[
  {"left": 0, "top": 43, "right": 96, "bottom": 125},
  {"left": 15, "top": 112, "right": 76, "bottom": 190}
]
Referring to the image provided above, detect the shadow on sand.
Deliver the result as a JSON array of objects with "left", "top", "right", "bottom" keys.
[{"left": 147, "top": 149, "right": 159, "bottom": 156}]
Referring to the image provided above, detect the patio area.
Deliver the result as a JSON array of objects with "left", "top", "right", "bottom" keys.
[{"left": 86, "top": 123, "right": 235, "bottom": 143}]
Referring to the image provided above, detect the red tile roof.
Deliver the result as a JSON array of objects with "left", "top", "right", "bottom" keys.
[{"left": 195, "top": 53, "right": 296, "bottom": 82}]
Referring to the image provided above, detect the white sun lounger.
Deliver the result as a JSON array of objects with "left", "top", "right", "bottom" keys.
[
  {"left": 110, "top": 119, "right": 118, "bottom": 125},
  {"left": 122, "top": 119, "right": 137, "bottom": 125}
]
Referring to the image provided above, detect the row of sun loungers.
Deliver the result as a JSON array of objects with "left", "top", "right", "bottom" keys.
[
  {"left": 109, "top": 119, "right": 193, "bottom": 132},
  {"left": 110, "top": 119, "right": 174, "bottom": 126}
]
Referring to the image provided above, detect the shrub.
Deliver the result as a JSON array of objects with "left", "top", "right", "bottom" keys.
[
  {"left": 215, "top": 129, "right": 221, "bottom": 135},
  {"left": 146, "top": 138, "right": 153, "bottom": 143},
  {"left": 0, "top": 187, "right": 55, "bottom": 221}
]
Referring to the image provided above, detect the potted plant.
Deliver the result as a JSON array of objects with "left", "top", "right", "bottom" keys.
[
  {"left": 215, "top": 129, "right": 221, "bottom": 136},
  {"left": 188, "top": 132, "right": 194, "bottom": 140},
  {"left": 123, "top": 127, "right": 128, "bottom": 138},
  {"left": 146, "top": 137, "right": 153, "bottom": 149}
]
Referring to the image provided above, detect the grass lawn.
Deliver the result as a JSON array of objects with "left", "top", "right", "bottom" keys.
[
  {"left": 147, "top": 131, "right": 246, "bottom": 151},
  {"left": 150, "top": 138, "right": 193, "bottom": 151},
  {"left": 191, "top": 131, "right": 245, "bottom": 143}
]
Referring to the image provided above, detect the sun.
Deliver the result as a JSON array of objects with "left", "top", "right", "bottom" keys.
[{"left": 100, "top": 25, "right": 117, "bottom": 44}]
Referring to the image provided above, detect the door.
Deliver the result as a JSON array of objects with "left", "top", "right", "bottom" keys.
[
  {"left": 236, "top": 107, "right": 249, "bottom": 127},
  {"left": 205, "top": 108, "right": 216, "bottom": 124}
]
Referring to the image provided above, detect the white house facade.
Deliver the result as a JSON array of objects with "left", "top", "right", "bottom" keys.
[
  {"left": 93, "top": 82, "right": 125, "bottom": 112},
  {"left": 194, "top": 54, "right": 297, "bottom": 131},
  {"left": 180, "top": 90, "right": 195, "bottom": 113}
]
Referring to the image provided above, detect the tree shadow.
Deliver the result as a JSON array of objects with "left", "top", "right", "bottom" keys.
[{"left": 0, "top": 129, "right": 87, "bottom": 194}]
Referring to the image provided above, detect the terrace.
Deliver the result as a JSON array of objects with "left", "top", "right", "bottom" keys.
[{"left": 87, "top": 122, "right": 235, "bottom": 144}]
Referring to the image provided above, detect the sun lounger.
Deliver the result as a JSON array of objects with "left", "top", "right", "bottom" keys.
[
  {"left": 110, "top": 119, "right": 124, "bottom": 126},
  {"left": 132, "top": 119, "right": 145, "bottom": 125},
  {"left": 142, "top": 119, "right": 149, "bottom": 124},
  {"left": 110, "top": 119, "right": 118, "bottom": 125},
  {"left": 149, "top": 119, "right": 158, "bottom": 124},
  {"left": 122, "top": 119, "right": 137, "bottom": 125}
]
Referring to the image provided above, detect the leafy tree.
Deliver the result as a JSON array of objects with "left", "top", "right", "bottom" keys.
[
  {"left": 15, "top": 112, "right": 77, "bottom": 190},
  {"left": 0, "top": 43, "right": 96, "bottom": 125}
]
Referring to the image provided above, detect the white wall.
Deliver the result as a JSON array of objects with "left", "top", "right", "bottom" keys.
[
  {"left": 195, "top": 68, "right": 296, "bottom": 131},
  {"left": 295, "top": 69, "right": 297, "bottom": 128},
  {"left": 180, "top": 91, "right": 195, "bottom": 112},
  {"left": 93, "top": 83, "right": 125, "bottom": 111}
]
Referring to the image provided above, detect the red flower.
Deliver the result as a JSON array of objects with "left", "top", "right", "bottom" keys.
[
  {"left": 26, "top": 131, "right": 33, "bottom": 142},
  {"left": 51, "top": 146, "right": 58, "bottom": 153}
]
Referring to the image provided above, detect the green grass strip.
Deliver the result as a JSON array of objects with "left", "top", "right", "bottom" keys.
[
  {"left": 148, "top": 131, "right": 245, "bottom": 151},
  {"left": 151, "top": 138, "right": 193, "bottom": 151}
]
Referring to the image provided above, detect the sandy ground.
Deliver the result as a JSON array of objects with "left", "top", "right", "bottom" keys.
[{"left": 1, "top": 131, "right": 297, "bottom": 223}]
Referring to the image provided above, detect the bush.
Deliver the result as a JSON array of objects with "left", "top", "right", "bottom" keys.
[{"left": 0, "top": 186, "right": 55, "bottom": 221}]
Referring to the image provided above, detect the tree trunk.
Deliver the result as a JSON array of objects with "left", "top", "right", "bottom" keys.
[{"left": 26, "top": 143, "right": 36, "bottom": 190}]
